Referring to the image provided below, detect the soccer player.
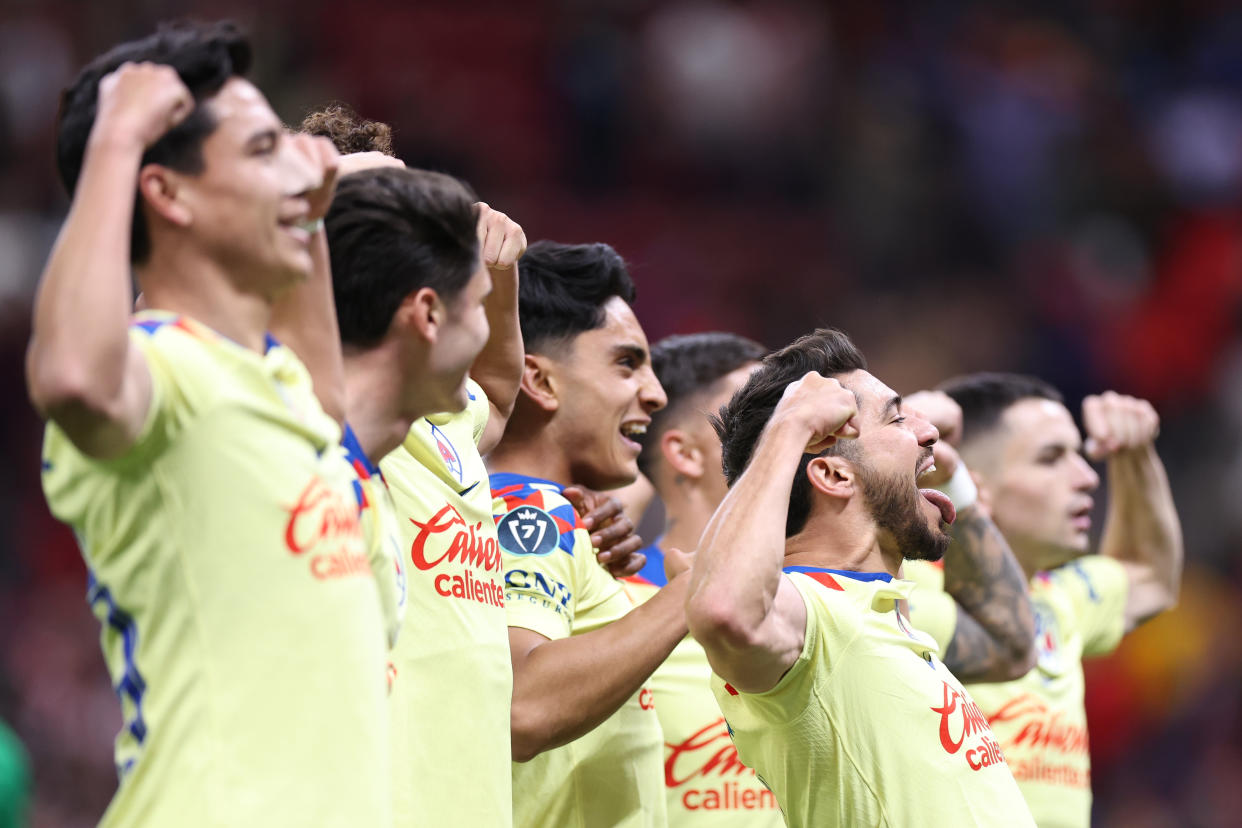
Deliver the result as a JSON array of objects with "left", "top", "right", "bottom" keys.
[
  {"left": 304, "top": 108, "right": 646, "bottom": 825},
  {"left": 904, "top": 375, "right": 1183, "bottom": 827},
  {"left": 636, "top": 332, "right": 1034, "bottom": 823},
  {"left": 624, "top": 332, "right": 784, "bottom": 824},
  {"left": 687, "top": 329, "right": 1036, "bottom": 827},
  {"left": 488, "top": 240, "right": 688, "bottom": 827},
  {"left": 30, "top": 22, "right": 392, "bottom": 827}
]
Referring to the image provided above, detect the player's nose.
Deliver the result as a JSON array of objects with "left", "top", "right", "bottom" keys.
[{"left": 639, "top": 366, "right": 667, "bottom": 413}]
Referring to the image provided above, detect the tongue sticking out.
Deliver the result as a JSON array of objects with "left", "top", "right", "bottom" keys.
[{"left": 920, "top": 488, "right": 956, "bottom": 525}]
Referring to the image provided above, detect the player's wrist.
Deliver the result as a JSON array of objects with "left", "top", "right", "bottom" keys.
[
  {"left": 935, "top": 461, "right": 978, "bottom": 510},
  {"left": 87, "top": 120, "right": 150, "bottom": 158}
]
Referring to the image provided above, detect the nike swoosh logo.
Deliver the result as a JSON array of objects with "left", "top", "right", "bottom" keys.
[{"left": 458, "top": 481, "right": 480, "bottom": 497}]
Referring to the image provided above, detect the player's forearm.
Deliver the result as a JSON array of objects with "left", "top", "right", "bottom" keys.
[
  {"left": 687, "top": 424, "right": 805, "bottom": 649},
  {"left": 1101, "top": 445, "right": 1184, "bottom": 607},
  {"left": 470, "top": 264, "right": 522, "bottom": 436},
  {"left": 941, "top": 505, "right": 1036, "bottom": 681},
  {"left": 510, "top": 574, "right": 689, "bottom": 761},
  {"left": 28, "top": 132, "right": 143, "bottom": 417},
  {"left": 269, "top": 229, "right": 347, "bottom": 424}
]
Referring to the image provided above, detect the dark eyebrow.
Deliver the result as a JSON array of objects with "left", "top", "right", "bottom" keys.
[
  {"left": 882, "top": 394, "right": 901, "bottom": 419},
  {"left": 612, "top": 343, "right": 648, "bottom": 365}
]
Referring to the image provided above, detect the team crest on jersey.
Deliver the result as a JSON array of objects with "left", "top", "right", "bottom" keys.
[
  {"left": 1033, "top": 601, "right": 1065, "bottom": 676},
  {"left": 498, "top": 506, "right": 558, "bottom": 556},
  {"left": 429, "top": 423, "right": 463, "bottom": 482}
]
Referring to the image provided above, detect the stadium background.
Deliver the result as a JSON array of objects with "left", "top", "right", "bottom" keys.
[{"left": 0, "top": 1, "right": 1239, "bottom": 825}]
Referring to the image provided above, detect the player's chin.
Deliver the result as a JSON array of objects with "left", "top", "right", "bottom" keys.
[{"left": 594, "top": 456, "right": 639, "bottom": 492}]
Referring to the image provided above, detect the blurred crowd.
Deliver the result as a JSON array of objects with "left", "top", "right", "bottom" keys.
[{"left": 1, "top": 1, "right": 1240, "bottom": 825}]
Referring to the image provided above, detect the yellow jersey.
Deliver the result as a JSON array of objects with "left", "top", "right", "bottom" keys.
[
  {"left": 493, "top": 474, "right": 666, "bottom": 828},
  {"left": 713, "top": 566, "right": 1035, "bottom": 828},
  {"left": 341, "top": 423, "right": 406, "bottom": 649},
  {"left": 41, "top": 312, "right": 391, "bottom": 828},
  {"left": 379, "top": 381, "right": 513, "bottom": 827},
  {"left": 905, "top": 556, "right": 1128, "bottom": 828},
  {"left": 623, "top": 547, "right": 783, "bottom": 826}
]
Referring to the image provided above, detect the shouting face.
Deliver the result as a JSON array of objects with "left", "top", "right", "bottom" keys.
[{"left": 550, "top": 297, "right": 668, "bottom": 490}]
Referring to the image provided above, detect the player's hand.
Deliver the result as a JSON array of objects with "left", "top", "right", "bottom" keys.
[
  {"left": 907, "top": 390, "right": 962, "bottom": 487},
  {"left": 906, "top": 390, "right": 963, "bottom": 446},
  {"left": 770, "top": 372, "right": 859, "bottom": 454},
  {"left": 287, "top": 133, "right": 340, "bottom": 222},
  {"left": 563, "top": 485, "right": 645, "bottom": 576},
  {"left": 93, "top": 62, "right": 194, "bottom": 150},
  {"left": 1083, "top": 392, "right": 1160, "bottom": 461},
  {"left": 664, "top": 546, "right": 694, "bottom": 581},
  {"left": 338, "top": 150, "right": 405, "bottom": 177},
  {"left": 477, "top": 203, "right": 526, "bottom": 273}
]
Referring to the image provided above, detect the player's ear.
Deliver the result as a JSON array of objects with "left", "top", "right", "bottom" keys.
[
  {"left": 520, "top": 353, "right": 558, "bottom": 412},
  {"left": 660, "top": 428, "right": 704, "bottom": 480},
  {"left": 138, "top": 164, "right": 192, "bottom": 227},
  {"left": 395, "top": 287, "right": 443, "bottom": 345},
  {"left": 806, "top": 454, "right": 855, "bottom": 501}
]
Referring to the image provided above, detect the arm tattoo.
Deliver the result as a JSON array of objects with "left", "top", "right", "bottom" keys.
[{"left": 940, "top": 508, "right": 1035, "bottom": 682}]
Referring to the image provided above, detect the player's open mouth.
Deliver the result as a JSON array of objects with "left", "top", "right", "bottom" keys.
[
  {"left": 278, "top": 216, "right": 316, "bottom": 246},
  {"left": 920, "top": 488, "right": 956, "bottom": 525},
  {"left": 1070, "top": 502, "right": 1093, "bottom": 532},
  {"left": 619, "top": 421, "right": 647, "bottom": 450}
]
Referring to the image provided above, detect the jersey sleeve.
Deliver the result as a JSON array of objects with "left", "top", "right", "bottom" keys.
[
  {"left": 902, "top": 560, "right": 958, "bottom": 655},
  {"left": 495, "top": 487, "right": 586, "bottom": 641},
  {"left": 122, "top": 324, "right": 200, "bottom": 462},
  {"left": 716, "top": 573, "right": 824, "bottom": 722},
  {"left": 464, "top": 379, "right": 491, "bottom": 447},
  {"left": 1050, "top": 556, "right": 1129, "bottom": 657}
]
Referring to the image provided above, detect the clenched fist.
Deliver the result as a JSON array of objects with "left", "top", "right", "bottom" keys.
[
  {"left": 770, "top": 372, "right": 860, "bottom": 454},
  {"left": 93, "top": 62, "right": 194, "bottom": 150},
  {"left": 906, "top": 390, "right": 962, "bottom": 487},
  {"left": 476, "top": 203, "right": 526, "bottom": 273},
  {"left": 1083, "top": 392, "right": 1160, "bottom": 461}
]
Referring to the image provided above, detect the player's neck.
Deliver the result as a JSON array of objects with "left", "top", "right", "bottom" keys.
[
  {"left": 658, "top": 484, "right": 719, "bottom": 555},
  {"left": 782, "top": 513, "right": 898, "bottom": 577},
  {"left": 137, "top": 252, "right": 271, "bottom": 353},
  {"left": 486, "top": 429, "right": 573, "bottom": 487},
  {"left": 344, "top": 347, "right": 413, "bottom": 462}
]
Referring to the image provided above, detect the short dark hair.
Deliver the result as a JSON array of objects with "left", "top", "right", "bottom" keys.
[
  {"left": 713, "top": 328, "right": 867, "bottom": 537},
  {"left": 938, "top": 373, "right": 1063, "bottom": 444},
  {"left": 301, "top": 104, "right": 395, "bottom": 156},
  {"left": 517, "top": 241, "right": 636, "bottom": 353},
  {"left": 56, "top": 20, "right": 252, "bottom": 264},
  {"left": 326, "top": 168, "right": 479, "bottom": 347},
  {"left": 638, "top": 332, "right": 767, "bottom": 478}
]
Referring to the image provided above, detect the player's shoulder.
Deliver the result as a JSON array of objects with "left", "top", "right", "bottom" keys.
[
  {"left": 1041, "top": 555, "right": 1126, "bottom": 601},
  {"left": 490, "top": 473, "right": 584, "bottom": 558}
]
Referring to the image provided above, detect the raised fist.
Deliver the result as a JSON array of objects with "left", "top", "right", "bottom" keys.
[
  {"left": 476, "top": 203, "right": 526, "bottom": 273},
  {"left": 907, "top": 390, "right": 962, "bottom": 486},
  {"left": 1083, "top": 392, "right": 1160, "bottom": 460},
  {"left": 773, "top": 372, "right": 860, "bottom": 454},
  {"left": 94, "top": 62, "right": 194, "bottom": 150},
  {"left": 285, "top": 133, "right": 340, "bottom": 223}
]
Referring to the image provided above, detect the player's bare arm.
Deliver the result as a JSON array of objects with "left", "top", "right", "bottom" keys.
[
  {"left": 471, "top": 203, "right": 526, "bottom": 454},
  {"left": 908, "top": 390, "right": 1035, "bottom": 681},
  {"left": 940, "top": 508, "right": 1036, "bottom": 680},
  {"left": 27, "top": 62, "right": 192, "bottom": 459},
  {"left": 508, "top": 569, "right": 690, "bottom": 761},
  {"left": 1085, "top": 392, "right": 1184, "bottom": 630},
  {"left": 687, "top": 372, "right": 857, "bottom": 694},
  {"left": 268, "top": 135, "right": 345, "bottom": 422}
]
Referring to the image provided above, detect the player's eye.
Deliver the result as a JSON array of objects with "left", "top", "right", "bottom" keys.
[{"left": 893, "top": 416, "right": 907, "bottom": 425}]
